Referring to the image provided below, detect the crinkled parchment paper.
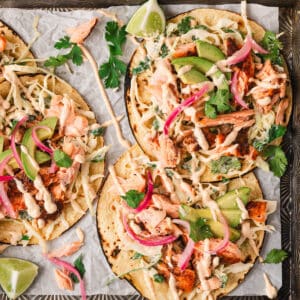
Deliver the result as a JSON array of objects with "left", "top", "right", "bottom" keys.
[{"left": 0, "top": 3, "right": 281, "bottom": 297}]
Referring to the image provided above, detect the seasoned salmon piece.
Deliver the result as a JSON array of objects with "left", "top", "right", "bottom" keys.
[
  {"left": 275, "top": 98, "right": 289, "bottom": 125},
  {"left": 152, "top": 194, "right": 180, "bottom": 218},
  {"left": 173, "top": 267, "right": 196, "bottom": 292},
  {"left": 0, "top": 36, "right": 6, "bottom": 52},
  {"left": 182, "top": 134, "right": 199, "bottom": 152},
  {"left": 48, "top": 241, "right": 83, "bottom": 258},
  {"left": 194, "top": 239, "right": 242, "bottom": 264},
  {"left": 158, "top": 134, "right": 180, "bottom": 168},
  {"left": 172, "top": 42, "right": 197, "bottom": 58},
  {"left": 66, "top": 17, "right": 98, "bottom": 44},
  {"left": 247, "top": 201, "right": 267, "bottom": 223},
  {"left": 198, "top": 110, "right": 255, "bottom": 127},
  {"left": 118, "top": 174, "right": 146, "bottom": 193},
  {"left": 136, "top": 207, "right": 166, "bottom": 230},
  {"left": 198, "top": 276, "right": 221, "bottom": 291},
  {"left": 54, "top": 269, "right": 73, "bottom": 291}
]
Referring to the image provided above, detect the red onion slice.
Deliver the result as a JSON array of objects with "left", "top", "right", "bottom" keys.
[
  {"left": 230, "top": 70, "right": 249, "bottom": 109},
  {"left": 32, "top": 126, "right": 53, "bottom": 155}
]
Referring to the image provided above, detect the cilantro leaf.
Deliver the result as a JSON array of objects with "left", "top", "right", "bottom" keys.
[
  {"left": 21, "top": 235, "right": 30, "bottom": 241},
  {"left": 71, "top": 254, "right": 86, "bottom": 283},
  {"left": 18, "top": 210, "right": 33, "bottom": 221},
  {"left": 152, "top": 118, "right": 160, "bottom": 131},
  {"left": 205, "top": 89, "right": 232, "bottom": 119},
  {"left": 131, "top": 252, "right": 143, "bottom": 260},
  {"left": 44, "top": 55, "right": 68, "bottom": 67},
  {"left": 53, "top": 149, "right": 73, "bottom": 168},
  {"left": 99, "top": 56, "right": 126, "bottom": 88},
  {"left": 160, "top": 44, "right": 169, "bottom": 58},
  {"left": 260, "top": 31, "right": 283, "bottom": 66},
  {"left": 177, "top": 16, "right": 193, "bottom": 34},
  {"left": 153, "top": 274, "right": 164, "bottom": 283},
  {"left": 219, "top": 274, "right": 228, "bottom": 288},
  {"left": 89, "top": 126, "right": 105, "bottom": 136},
  {"left": 189, "top": 218, "right": 213, "bottom": 242},
  {"left": 91, "top": 154, "right": 105, "bottom": 163},
  {"left": 105, "top": 22, "right": 127, "bottom": 56},
  {"left": 67, "top": 44, "right": 83, "bottom": 66},
  {"left": 263, "top": 248, "right": 288, "bottom": 264},
  {"left": 263, "top": 145, "right": 287, "bottom": 177},
  {"left": 211, "top": 156, "right": 241, "bottom": 174},
  {"left": 121, "top": 190, "right": 145, "bottom": 208},
  {"left": 132, "top": 57, "right": 151, "bottom": 75},
  {"left": 54, "top": 36, "right": 72, "bottom": 49}
]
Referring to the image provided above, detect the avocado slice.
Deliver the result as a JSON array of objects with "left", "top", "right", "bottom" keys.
[
  {"left": 21, "top": 117, "right": 58, "bottom": 181},
  {"left": 216, "top": 187, "right": 251, "bottom": 209},
  {"left": 173, "top": 65, "right": 209, "bottom": 84},
  {"left": 196, "top": 40, "right": 225, "bottom": 62},
  {"left": 207, "top": 220, "right": 240, "bottom": 242},
  {"left": 0, "top": 136, "right": 4, "bottom": 153},
  {"left": 180, "top": 205, "right": 242, "bottom": 228},
  {"left": 172, "top": 56, "right": 228, "bottom": 90}
]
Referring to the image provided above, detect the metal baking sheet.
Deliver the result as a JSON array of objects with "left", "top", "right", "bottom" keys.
[{"left": 0, "top": 1, "right": 298, "bottom": 300}]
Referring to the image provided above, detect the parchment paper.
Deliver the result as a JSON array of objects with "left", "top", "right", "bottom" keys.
[{"left": 0, "top": 4, "right": 281, "bottom": 297}]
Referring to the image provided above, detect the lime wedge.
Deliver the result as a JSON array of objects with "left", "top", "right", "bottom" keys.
[
  {"left": 0, "top": 258, "right": 38, "bottom": 299},
  {"left": 126, "top": 0, "right": 166, "bottom": 38}
]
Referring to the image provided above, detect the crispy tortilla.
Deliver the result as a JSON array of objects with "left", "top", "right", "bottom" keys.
[
  {"left": 125, "top": 8, "right": 292, "bottom": 182},
  {"left": 0, "top": 74, "right": 104, "bottom": 244},
  {"left": 97, "top": 144, "right": 265, "bottom": 299}
]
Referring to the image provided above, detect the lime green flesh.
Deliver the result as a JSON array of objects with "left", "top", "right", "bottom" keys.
[
  {"left": 174, "top": 65, "right": 209, "bottom": 84},
  {"left": 0, "top": 258, "right": 38, "bottom": 299},
  {"left": 172, "top": 56, "right": 228, "bottom": 90},
  {"left": 180, "top": 205, "right": 242, "bottom": 228},
  {"left": 207, "top": 220, "right": 240, "bottom": 242},
  {"left": 196, "top": 40, "right": 225, "bottom": 62},
  {"left": 216, "top": 187, "right": 251, "bottom": 209},
  {"left": 21, "top": 117, "right": 58, "bottom": 181},
  {"left": 0, "top": 136, "right": 4, "bottom": 153},
  {"left": 126, "top": 0, "right": 165, "bottom": 37}
]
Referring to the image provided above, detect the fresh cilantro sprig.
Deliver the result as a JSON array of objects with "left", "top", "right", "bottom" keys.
[
  {"left": 177, "top": 16, "right": 193, "bottom": 34},
  {"left": 263, "top": 145, "right": 287, "bottom": 177},
  {"left": 121, "top": 190, "right": 145, "bottom": 208},
  {"left": 205, "top": 89, "right": 232, "bottom": 119},
  {"left": 260, "top": 31, "right": 283, "bottom": 66},
  {"left": 132, "top": 57, "right": 151, "bottom": 75},
  {"left": 153, "top": 274, "right": 164, "bottom": 283},
  {"left": 99, "top": 21, "right": 127, "bottom": 89},
  {"left": 45, "top": 36, "right": 83, "bottom": 67},
  {"left": 189, "top": 218, "right": 213, "bottom": 242},
  {"left": 263, "top": 248, "right": 288, "bottom": 264},
  {"left": 53, "top": 149, "right": 73, "bottom": 168},
  {"left": 253, "top": 124, "right": 286, "bottom": 152},
  {"left": 71, "top": 254, "right": 86, "bottom": 283},
  {"left": 160, "top": 44, "right": 169, "bottom": 58}
]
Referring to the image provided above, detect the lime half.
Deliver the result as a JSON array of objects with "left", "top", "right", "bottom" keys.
[
  {"left": 126, "top": 0, "right": 166, "bottom": 38},
  {"left": 0, "top": 258, "right": 38, "bottom": 299}
]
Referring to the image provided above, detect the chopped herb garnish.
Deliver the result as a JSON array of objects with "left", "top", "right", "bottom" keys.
[
  {"left": 205, "top": 89, "right": 232, "bottom": 119},
  {"left": 131, "top": 252, "right": 143, "bottom": 260},
  {"left": 121, "top": 190, "right": 145, "bottom": 208},
  {"left": 183, "top": 155, "right": 192, "bottom": 163},
  {"left": 264, "top": 248, "right": 288, "bottom": 264},
  {"left": 195, "top": 24, "right": 208, "bottom": 30},
  {"left": 222, "top": 27, "right": 234, "bottom": 33},
  {"left": 153, "top": 273, "right": 164, "bottom": 283},
  {"left": 71, "top": 254, "right": 86, "bottom": 283},
  {"left": 152, "top": 118, "right": 160, "bottom": 131},
  {"left": 211, "top": 156, "right": 241, "bottom": 174},
  {"left": 91, "top": 154, "right": 105, "bottom": 163},
  {"left": 263, "top": 145, "right": 287, "bottom": 177},
  {"left": 221, "top": 177, "right": 230, "bottom": 183},
  {"left": 53, "top": 149, "right": 73, "bottom": 168},
  {"left": 19, "top": 210, "right": 33, "bottom": 221},
  {"left": 45, "top": 36, "right": 83, "bottom": 67},
  {"left": 177, "top": 16, "right": 193, "bottom": 34},
  {"left": 160, "top": 43, "right": 169, "bottom": 58},
  {"left": 89, "top": 126, "right": 105, "bottom": 136},
  {"left": 189, "top": 218, "right": 213, "bottom": 242},
  {"left": 132, "top": 57, "right": 151, "bottom": 75},
  {"left": 147, "top": 163, "right": 157, "bottom": 169},
  {"left": 99, "top": 21, "right": 127, "bottom": 88},
  {"left": 260, "top": 31, "right": 283, "bottom": 66},
  {"left": 21, "top": 235, "right": 30, "bottom": 241},
  {"left": 165, "top": 168, "right": 174, "bottom": 178},
  {"left": 219, "top": 274, "right": 228, "bottom": 288}
]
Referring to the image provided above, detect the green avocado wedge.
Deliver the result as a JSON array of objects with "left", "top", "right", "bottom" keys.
[
  {"left": 207, "top": 220, "right": 240, "bottom": 241},
  {"left": 216, "top": 187, "right": 251, "bottom": 209},
  {"left": 180, "top": 205, "right": 242, "bottom": 228},
  {"left": 172, "top": 56, "right": 228, "bottom": 90},
  {"left": 196, "top": 40, "right": 225, "bottom": 62},
  {"left": 173, "top": 65, "right": 209, "bottom": 84},
  {"left": 21, "top": 117, "right": 58, "bottom": 181}
]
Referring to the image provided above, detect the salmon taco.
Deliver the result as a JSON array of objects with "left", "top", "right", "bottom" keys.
[
  {"left": 0, "top": 72, "right": 106, "bottom": 245},
  {"left": 97, "top": 145, "right": 277, "bottom": 299},
  {"left": 0, "top": 20, "right": 36, "bottom": 81},
  {"left": 125, "top": 3, "right": 291, "bottom": 182}
]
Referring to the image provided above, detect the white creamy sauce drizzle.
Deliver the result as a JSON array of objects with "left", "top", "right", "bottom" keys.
[
  {"left": 34, "top": 175, "right": 57, "bottom": 214},
  {"left": 14, "top": 179, "right": 41, "bottom": 218},
  {"left": 79, "top": 45, "right": 130, "bottom": 149},
  {"left": 177, "top": 64, "right": 193, "bottom": 76},
  {"left": 37, "top": 218, "right": 45, "bottom": 229},
  {"left": 200, "top": 186, "right": 219, "bottom": 221},
  {"left": 194, "top": 126, "right": 209, "bottom": 150},
  {"left": 213, "top": 73, "right": 226, "bottom": 88},
  {"left": 257, "top": 97, "right": 272, "bottom": 106},
  {"left": 20, "top": 145, "right": 40, "bottom": 172},
  {"left": 236, "top": 197, "right": 249, "bottom": 220},
  {"left": 205, "top": 64, "right": 218, "bottom": 77},
  {"left": 169, "top": 273, "right": 180, "bottom": 300},
  {"left": 263, "top": 273, "right": 277, "bottom": 299}
]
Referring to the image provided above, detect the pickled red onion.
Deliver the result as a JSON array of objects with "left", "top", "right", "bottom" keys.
[
  {"left": 0, "top": 154, "right": 16, "bottom": 218},
  {"left": 0, "top": 176, "right": 14, "bottom": 182},
  {"left": 32, "top": 126, "right": 53, "bottom": 155},
  {"left": 230, "top": 70, "right": 249, "bottom": 109},
  {"left": 209, "top": 212, "right": 230, "bottom": 254},
  {"left": 122, "top": 214, "right": 177, "bottom": 246},
  {"left": 163, "top": 84, "right": 209, "bottom": 135},
  {"left": 11, "top": 115, "right": 28, "bottom": 170},
  {"left": 133, "top": 171, "right": 153, "bottom": 213},
  {"left": 45, "top": 256, "right": 86, "bottom": 300}
]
